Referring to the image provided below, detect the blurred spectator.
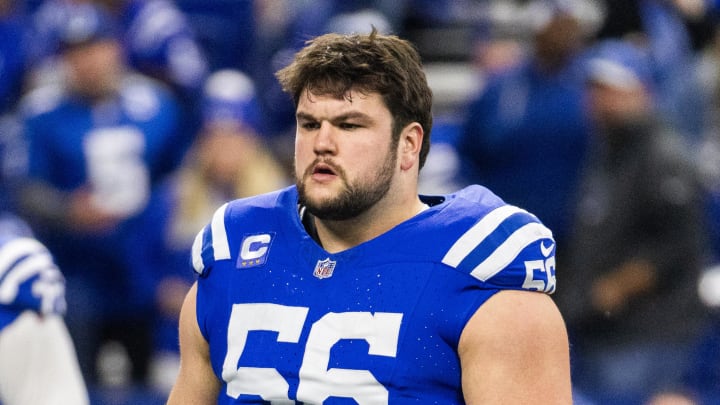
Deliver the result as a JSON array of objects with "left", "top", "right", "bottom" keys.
[
  {"left": 594, "top": 0, "right": 710, "bottom": 144},
  {"left": 28, "top": 0, "right": 209, "bottom": 169},
  {"left": 417, "top": 120, "right": 464, "bottom": 195},
  {"left": 0, "top": 114, "right": 23, "bottom": 212},
  {"left": 127, "top": 68, "right": 289, "bottom": 394},
  {"left": 690, "top": 19, "right": 720, "bottom": 401},
  {"left": 0, "top": 211, "right": 90, "bottom": 405},
  {"left": 554, "top": 39, "right": 710, "bottom": 404},
  {"left": 672, "top": 0, "right": 718, "bottom": 52},
  {"left": 29, "top": 0, "right": 208, "bottom": 96},
  {"left": 684, "top": 277, "right": 720, "bottom": 402},
  {"left": 0, "top": 0, "right": 32, "bottom": 115},
  {"left": 0, "top": 125, "right": 89, "bottom": 405},
  {"left": 175, "top": 0, "right": 256, "bottom": 73},
  {"left": 13, "top": 3, "right": 182, "bottom": 389},
  {"left": 99, "top": 0, "right": 208, "bottom": 97},
  {"left": 697, "top": 22, "right": 720, "bottom": 271},
  {"left": 422, "top": 0, "right": 597, "bottom": 198},
  {"left": 456, "top": 7, "right": 592, "bottom": 251}
]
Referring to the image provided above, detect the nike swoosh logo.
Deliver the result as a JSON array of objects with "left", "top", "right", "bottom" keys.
[{"left": 540, "top": 240, "right": 554, "bottom": 257}]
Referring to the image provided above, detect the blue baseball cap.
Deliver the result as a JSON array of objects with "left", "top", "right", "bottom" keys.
[
  {"left": 56, "top": 3, "right": 119, "bottom": 50},
  {"left": 201, "top": 69, "right": 262, "bottom": 132},
  {"left": 585, "top": 39, "right": 655, "bottom": 91}
]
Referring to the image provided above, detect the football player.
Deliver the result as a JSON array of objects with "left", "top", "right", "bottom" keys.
[{"left": 167, "top": 29, "right": 571, "bottom": 404}]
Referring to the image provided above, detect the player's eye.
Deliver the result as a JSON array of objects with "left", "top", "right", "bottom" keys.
[
  {"left": 300, "top": 121, "right": 320, "bottom": 130},
  {"left": 339, "top": 122, "right": 361, "bottom": 130}
]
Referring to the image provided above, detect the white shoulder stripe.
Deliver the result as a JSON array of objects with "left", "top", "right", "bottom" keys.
[
  {"left": 470, "top": 222, "right": 553, "bottom": 281},
  {"left": 191, "top": 229, "right": 204, "bottom": 275},
  {"left": 442, "top": 205, "right": 530, "bottom": 267},
  {"left": 0, "top": 252, "right": 55, "bottom": 303},
  {"left": 0, "top": 238, "right": 47, "bottom": 279},
  {"left": 211, "top": 203, "right": 231, "bottom": 260}
]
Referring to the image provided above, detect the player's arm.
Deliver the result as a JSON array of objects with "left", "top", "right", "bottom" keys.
[
  {"left": 458, "top": 289, "right": 571, "bottom": 404},
  {"left": 166, "top": 282, "right": 220, "bottom": 405}
]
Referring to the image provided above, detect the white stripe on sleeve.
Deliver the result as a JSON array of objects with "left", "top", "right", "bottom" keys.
[
  {"left": 211, "top": 203, "right": 231, "bottom": 260},
  {"left": 442, "top": 205, "right": 530, "bottom": 267},
  {"left": 470, "top": 222, "right": 552, "bottom": 282},
  {"left": 191, "top": 229, "right": 205, "bottom": 275},
  {"left": 0, "top": 238, "right": 47, "bottom": 279}
]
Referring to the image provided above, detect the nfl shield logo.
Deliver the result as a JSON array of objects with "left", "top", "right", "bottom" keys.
[{"left": 313, "top": 258, "right": 337, "bottom": 279}]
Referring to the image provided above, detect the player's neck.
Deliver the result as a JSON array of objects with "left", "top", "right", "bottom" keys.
[{"left": 309, "top": 196, "right": 427, "bottom": 253}]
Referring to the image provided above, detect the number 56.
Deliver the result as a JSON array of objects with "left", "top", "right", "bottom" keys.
[{"left": 222, "top": 303, "right": 403, "bottom": 404}]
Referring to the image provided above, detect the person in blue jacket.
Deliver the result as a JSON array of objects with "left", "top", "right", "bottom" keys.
[
  {"left": 456, "top": 9, "right": 591, "bottom": 257},
  {"left": 14, "top": 3, "right": 182, "bottom": 388}
]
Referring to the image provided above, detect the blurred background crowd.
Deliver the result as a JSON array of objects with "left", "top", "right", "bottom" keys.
[{"left": 2, "top": 0, "right": 720, "bottom": 404}]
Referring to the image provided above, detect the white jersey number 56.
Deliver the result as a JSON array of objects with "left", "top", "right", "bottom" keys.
[{"left": 221, "top": 303, "right": 403, "bottom": 404}]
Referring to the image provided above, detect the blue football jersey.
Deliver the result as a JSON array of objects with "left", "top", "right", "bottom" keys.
[
  {"left": 192, "top": 185, "right": 556, "bottom": 404},
  {"left": 0, "top": 213, "right": 66, "bottom": 332},
  {"left": 21, "top": 73, "right": 180, "bottom": 217}
]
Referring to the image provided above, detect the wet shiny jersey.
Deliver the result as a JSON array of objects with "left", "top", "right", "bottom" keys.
[{"left": 191, "top": 185, "right": 557, "bottom": 404}]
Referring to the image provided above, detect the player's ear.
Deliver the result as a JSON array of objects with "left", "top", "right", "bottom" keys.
[{"left": 399, "top": 122, "right": 423, "bottom": 171}]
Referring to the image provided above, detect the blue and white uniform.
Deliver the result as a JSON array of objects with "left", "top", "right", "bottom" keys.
[
  {"left": 0, "top": 213, "right": 65, "bottom": 331},
  {"left": 192, "top": 185, "right": 556, "bottom": 403},
  {"left": 22, "top": 73, "right": 180, "bottom": 216},
  {"left": 19, "top": 72, "right": 181, "bottom": 310},
  {"left": 0, "top": 213, "right": 88, "bottom": 405}
]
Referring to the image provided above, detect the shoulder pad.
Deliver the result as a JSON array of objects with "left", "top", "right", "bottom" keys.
[
  {"left": 0, "top": 236, "right": 66, "bottom": 315},
  {"left": 191, "top": 202, "right": 231, "bottom": 277},
  {"left": 442, "top": 204, "right": 556, "bottom": 293}
]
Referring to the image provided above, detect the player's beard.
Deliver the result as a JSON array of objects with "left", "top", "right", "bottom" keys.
[{"left": 297, "top": 146, "right": 397, "bottom": 221}]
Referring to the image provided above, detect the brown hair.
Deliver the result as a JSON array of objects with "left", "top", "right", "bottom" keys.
[{"left": 275, "top": 28, "right": 433, "bottom": 169}]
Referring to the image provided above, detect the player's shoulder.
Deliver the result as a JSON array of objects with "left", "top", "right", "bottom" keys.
[
  {"left": 190, "top": 187, "right": 296, "bottom": 277},
  {"left": 433, "top": 184, "right": 506, "bottom": 211},
  {"left": 0, "top": 212, "right": 66, "bottom": 315},
  {"left": 421, "top": 184, "right": 527, "bottom": 232},
  {"left": 426, "top": 185, "right": 557, "bottom": 293}
]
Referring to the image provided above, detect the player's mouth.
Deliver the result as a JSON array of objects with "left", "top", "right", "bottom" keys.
[{"left": 310, "top": 161, "right": 339, "bottom": 182}]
